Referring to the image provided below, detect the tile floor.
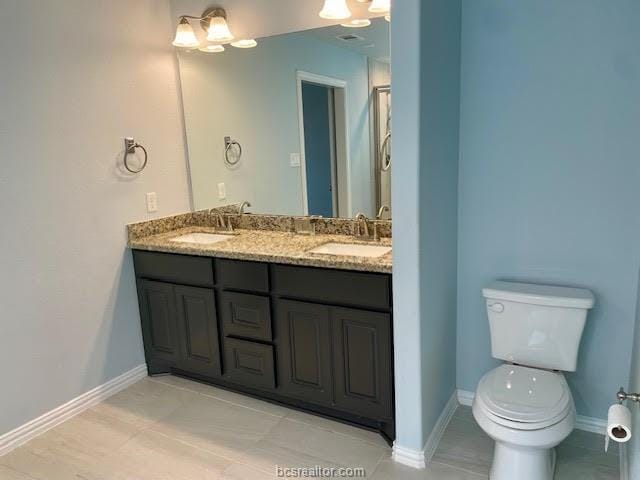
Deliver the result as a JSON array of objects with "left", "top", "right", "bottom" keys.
[{"left": 0, "top": 375, "right": 619, "bottom": 479}]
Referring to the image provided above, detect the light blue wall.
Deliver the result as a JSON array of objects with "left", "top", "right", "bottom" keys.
[
  {"left": 0, "top": 0, "right": 191, "bottom": 436},
  {"left": 458, "top": 0, "right": 640, "bottom": 419},
  {"left": 391, "top": 0, "right": 461, "bottom": 451},
  {"left": 419, "top": 0, "right": 461, "bottom": 443},
  {"left": 628, "top": 275, "right": 640, "bottom": 479},
  {"left": 391, "top": 0, "right": 425, "bottom": 450}
]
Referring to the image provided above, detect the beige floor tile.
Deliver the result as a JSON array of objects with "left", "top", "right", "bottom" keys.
[
  {"left": 98, "top": 429, "right": 232, "bottom": 480},
  {"left": 150, "top": 375, "right": 290, "bottom": 417},
  {"left": 555, "top": 459, "right": 619, "bottom": 480},
  {"left": 432, "top": 417, "right": 493, "bottom": 476},
  {"left": 237, "top": 441, "right": 353, "bottom": 477},
  {"left": 241, "top": 417, "right": 386, "bottom": 476},
  {"left": 93, "top": 377, "right": 197, "bottom": 429},
  {"left": 452, "top": 405, "right": 476, "bottom": 423},
  {"left": 562, "top": 428, "right": 617, "bottom": 456},
  {"left": 0, "top": 465, "right": 37, "bottom": 480},
  {"left": 284, "top": 408, "right": 391, "bottom": 448},
  {"left": 147, "top": 392, "right": 281, "bottom": 461},
  {"left": 0, "top": 408, "right": 141, "bottom": 480},
  {"left": 556, "top": 442, "right": 619, "bottom": 469},
  {"left": 0, "top": 442, "right": 108, "bottom": 480},
  {"left": 371, "top": 457, "right": 484, "bottom": 479},
  {"left": 221, "top": 462, "right": 277, "bottom": 479}
]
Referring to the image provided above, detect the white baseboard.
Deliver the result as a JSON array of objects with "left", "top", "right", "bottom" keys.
[
  {"left": 392, "top": 390, "right": 459, "bottom": 470},
  {"left": 0, "top": 364, "right": 148, "bottom": 457},
  {"left": 392, "top": 443, "right": 427, "bottom": 469},
  {"left": 457, "top": 389, "right": 474, "bottom": 407},
  {"left": 424, "top": 391, "right": 459, "bottom": 463},
  {"left": 456, "top": 389, "right": 606, "bottom": 434}
]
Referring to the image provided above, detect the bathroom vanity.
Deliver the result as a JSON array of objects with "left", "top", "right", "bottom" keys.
[{"left": 128, "top": 212, "right": 394, "bottom": 441}]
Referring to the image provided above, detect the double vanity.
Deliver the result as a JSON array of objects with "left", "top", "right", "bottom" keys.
[{"left": 128, "top": 209, "right": 394, "bottom": 442}]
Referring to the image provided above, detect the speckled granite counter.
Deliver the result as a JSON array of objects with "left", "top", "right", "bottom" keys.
[{"left": 127, "top": 212, "right": 392, "bottom": 274}]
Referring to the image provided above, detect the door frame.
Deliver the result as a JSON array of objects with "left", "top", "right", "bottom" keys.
[{"left": 296, "top": 71, "right": 351, "bottom": 217}]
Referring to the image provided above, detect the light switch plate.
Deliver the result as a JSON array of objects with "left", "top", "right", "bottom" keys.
[
  {"left": 146, "top": 192, "right": 158, "bottom": 213},
  {"left": 217, "top": 182, "right": 226, "bottom": 199},
  {"left": 290, "top": 153, "right": 301, "bottom": 167}
]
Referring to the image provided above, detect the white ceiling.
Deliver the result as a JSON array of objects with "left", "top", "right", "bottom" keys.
[
  {"left": 169, "top": 0, "right": 387, "bottom": 41},
  {"left": 305, "top": 17, "right": 390, "bottom": 63}
]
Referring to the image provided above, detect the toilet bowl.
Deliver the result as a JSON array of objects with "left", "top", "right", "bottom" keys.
[
  {"left": 476, "top": 281, "right": 595, "bottom": 480},
  {"left": 472, "top": 364, "right": 575, "bottom": 480}
]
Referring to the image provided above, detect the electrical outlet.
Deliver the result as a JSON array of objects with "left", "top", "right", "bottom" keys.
[
  {"left": 146, "top": 192, "right": 158, "bottom": 213},
  {"left": 290, "top": 153, "right": 301, "bottom": 167},
  {"left": 217, "top": 182, "right": 226, "bottom": 200}
]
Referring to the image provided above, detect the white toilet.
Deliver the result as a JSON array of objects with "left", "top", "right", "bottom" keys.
[{"left": 472, "top": 281, "right": 595, "bottom": 480}]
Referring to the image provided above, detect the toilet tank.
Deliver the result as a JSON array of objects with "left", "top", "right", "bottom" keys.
[{"left": 483, "top": 281, "right": 595, "bottom": 372}]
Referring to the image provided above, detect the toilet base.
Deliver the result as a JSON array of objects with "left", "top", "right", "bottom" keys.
[{"left": 490, "top": 442, "right": 556, "bottom": 480}]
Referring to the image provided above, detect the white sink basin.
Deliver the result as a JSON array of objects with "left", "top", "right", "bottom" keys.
[
  {"left": 169, "top": 232, "right": 234, "bottom": 245},
  {"left": 308, "top": 242, "right": 392, "bottom": 258}
]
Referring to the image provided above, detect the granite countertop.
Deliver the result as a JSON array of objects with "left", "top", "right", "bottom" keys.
[{"left": 128, "top": 225, "right": 392, "bottom": 274}]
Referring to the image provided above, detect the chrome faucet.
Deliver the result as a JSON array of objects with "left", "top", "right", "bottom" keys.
[
  {"left": 238, "top": 201, "right": 251, "bottom": 214},
  {"left": 376, "top": 205, "right": 390, "bottom": 220},
  {"left": 214, "top": 212, "right": 233, "bottom": 232},
  {"left": 354, "top": 213, "right": 371, "bottom": 240}
]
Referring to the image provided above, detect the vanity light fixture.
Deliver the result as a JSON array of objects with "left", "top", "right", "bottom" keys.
[
  {"left": 368, "top": 0, "right": 391, "bottom": 14},
  {"left": 172, "top": 17, "right": 200, "bottom": 48},
  {"left": 341, "top": 19, "right": 371, "bottom": 28},
  {"left": 172, "top": 7, "right": 236, "bottom": 49},
  {"left": 198, "top": 44, "right": 225, "bottom": 53},
  {"left": 230, "top": 39, "right": 258, "bottom": 48},
  {"left": 206, "top": 10, "right": 234, "bottom": 42},
  {"left": 319, "top": 0, "right": 352, "bottom": 20}
]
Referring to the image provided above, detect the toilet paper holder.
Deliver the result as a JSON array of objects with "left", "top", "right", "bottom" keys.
[{"left": 617, "top": 387, "right": 640, "bottom": 404}]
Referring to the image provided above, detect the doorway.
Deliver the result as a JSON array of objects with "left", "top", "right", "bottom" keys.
[{"left": 296, "top": 72, "right": 349, "bottom": 217}]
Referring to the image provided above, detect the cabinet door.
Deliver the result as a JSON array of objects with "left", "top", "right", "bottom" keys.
[
  {"left": 332, "top": 307, "right": 392, "bottom": 419},
  {"left": 276, "top": 300, "right": 333, "bottom": 404},
  {"left": 138, "top": 280, "right": 179, "bottom": 368},
  {"left": 175, "top": 285, "right": 221, "bottom": 377}
]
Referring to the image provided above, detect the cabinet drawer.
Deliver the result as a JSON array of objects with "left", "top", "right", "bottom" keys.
[
  {"left": 223, "top": 338, "right": 275, "bottom": 390},
  {"left": 221, "top": 292, "right": 272, "bottom": 341},
  {"left": 216, "top": 259, "right": 269, "bottom": 293},
  {"left": 133, "top": 251, "right": 214, "bottom": 287},
  {"left": 272, "top": 265, "right": 391, "bottom": 310}
]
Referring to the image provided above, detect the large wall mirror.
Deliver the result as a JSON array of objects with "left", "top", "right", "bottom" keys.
[{"left": 175, "top": 3, "right": 391, "bottom": 219}]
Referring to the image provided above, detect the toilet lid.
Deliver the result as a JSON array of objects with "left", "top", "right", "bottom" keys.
[{"left": 477, "top": 365, "right": 571, "bottom": 424}]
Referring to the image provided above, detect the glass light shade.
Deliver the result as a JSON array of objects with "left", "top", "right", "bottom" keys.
[
  {"left": 341, "top": 19, "right": 371, "bottom": 28},
  {"left": 319, "top": 0, "right": 352, "bottom": 20},
  {"left": 369, "top": 0, "right": 391, "bottom": 13},
  {"left": 206, "top": 15, "right": 234, "bottom": 42},
  {"left": 230, "top": 39, "right": 258, "bottom": 48},
  {"left": 198, "top": 44, "right": 225, "bottom": 53},
  {"left": 172, "top": 18, "right": 200, "bottom": 48}
]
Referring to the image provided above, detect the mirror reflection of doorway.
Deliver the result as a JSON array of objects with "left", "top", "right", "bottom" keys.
[
  {"left": 297, "top": 71, "right": 349, "bottom": 217},
  {"left": 301, "top": 82, "right": 337, "bottom": 217}
]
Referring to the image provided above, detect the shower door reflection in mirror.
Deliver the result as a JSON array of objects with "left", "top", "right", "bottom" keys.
[{"left": 177, "top": 16, "right": 391, "bottom": 219}]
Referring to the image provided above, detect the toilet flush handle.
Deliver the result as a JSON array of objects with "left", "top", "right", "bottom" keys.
[{"left": 489, "top": 302, "right": 504, "bottom": 313}]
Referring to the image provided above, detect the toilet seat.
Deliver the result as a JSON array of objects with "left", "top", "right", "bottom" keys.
[{"left": 476, "top": 364, "right": 572, "bottom": 430}]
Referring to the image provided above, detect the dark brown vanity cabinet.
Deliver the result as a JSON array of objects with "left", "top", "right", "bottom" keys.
[{"left": 132, "top": 250, "right": 394, "bottom": 441}]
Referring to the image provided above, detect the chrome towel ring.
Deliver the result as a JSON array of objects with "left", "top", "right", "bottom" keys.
[
  {"left": 124, "top": 137, "right": 148, "bottom": 174},
  {"left": 224, "top": 136, "right": 242, "bottom": 166}
]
